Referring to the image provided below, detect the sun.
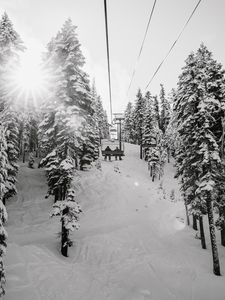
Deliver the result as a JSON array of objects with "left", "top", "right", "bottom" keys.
[
  {"left": 9, "top": 40, "right": 50, "bottom": 107},
  {"left": 14, "top": 59, "right": 45, "bottom": 93},
  {"left": 13, "top": 48, "right": 47, "bottom": 96}
]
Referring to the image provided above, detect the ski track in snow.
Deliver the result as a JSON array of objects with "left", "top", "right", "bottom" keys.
[{"left": 4, "top": 144, "right": 225, "bottom": 300}]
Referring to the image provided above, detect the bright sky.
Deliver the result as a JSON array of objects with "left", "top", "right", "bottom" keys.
[{"left": 0, "top": 0, "right": 225, "bottom": 118}]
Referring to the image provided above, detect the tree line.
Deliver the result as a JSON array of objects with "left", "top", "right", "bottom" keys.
[
  {"left": 123, "top": 43, "right": 225, "bottom": 276},
  {"left": 0, "top": 12, "right": 109, "bottom": 295}
]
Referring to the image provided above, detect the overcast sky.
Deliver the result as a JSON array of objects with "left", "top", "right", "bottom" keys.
[{"left": 0, "top": 0, "right": 225, "bottom": 117}]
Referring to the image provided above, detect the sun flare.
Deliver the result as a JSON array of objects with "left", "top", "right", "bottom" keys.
[
  {"left": 9, "top": 41, "right": 50, "bottom": 107},
  {"left": 14, "top": 60, "right": 45, "bottom": 93}
]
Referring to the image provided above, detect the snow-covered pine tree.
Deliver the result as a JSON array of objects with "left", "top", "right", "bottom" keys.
[
  {"left": 159, "top": 84, "right": 170, "bottom": 134},
  {"left": 91, "top": 84, "right": 102, "bottom": 158},
  {"left": 174, "top": 44, "right": 225, "bottom": 275},
  {"left": 142, "top": 91, "right": 156, "bottom": 158},
  {"left": 148, "top": 147, "right": 161, "bottom": 181},
  {"left": 0, "top": 12, "right": 25, "bottom": 109},
  {"left": 54, "top": 18, "right": 92, "bottom": 113},
  {"left": 51, "top": 187, "right": 82, "bottom": 257},
  {"left": 91, "top": 82, "right": 109, "bottom": 142},
  {"left": 39, "top": 19, "right": 95, "bottom": 255},
  {"left": 44, "top": 151, "right": 61, "bottom": 201},
  {"left": 162, "top": 89, "right": 176, "bottom": 162},
  {"left": 79, "top": 122, "right": 99, "bottom": 170},
  {"left": 38, "top": 104, "right": 58, "bottom": 162},
  {"left": 142, "top": 91, "right": 165, "bottom": 180},
  {"left": 0, "top": 13, "right": 25, "bottom": 204},
  {"left": 0, "top": 109, "right": 19, "bottom": 203},
  {"left": 194, "top": 97, "right": 222, "bottom": 270},
  {"left": 174, "top": 135, "right": 191, "bottom": 226},
  {"left": 79, "top": 81, "right": 101, "bottom": 170},
  {"left": 40, "top": 18, "right": 91, "bottom": 163},
  {"left": 175, "top": 51, "right": 207, "bottom": 234},
  {"left": 133, "top": 89, "right": 146, "bottom": 158},
  {"left": 53, "top": 19, "right": 94, "bottom": 170},
  {"left": 123, "top": 102, "right": 135, "bottom": 143},
  {"left": 0, "top": 126, "right": 8, "bottom": 296},
  {"left": 153, "top": 95, "right": 160, "bottom": 128},
  {"left": 27, "top": 115, "right": 39, "bottom": 154},
  {"left": 102, "top": 110, "right": 109, "bottom": 139},
  {"left": 28, "top": 153, "right": 34, "bottom": 168}
]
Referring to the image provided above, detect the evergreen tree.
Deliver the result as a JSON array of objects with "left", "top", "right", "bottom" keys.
[
  {"left": 39, "top": 18, "right": 101, "bottom": 256},
  {"left": 133, "top": 89, "right": 146, "bottom": 158},
  {"left": 79, "top": 122, "right": 99, "bottom": 170},
  {"left": 142, "top": 91, "right": 165, "bottom": 180},
  {"left": 159, "top": 84, "right": 170, "bottom": 134},
  {"left": 163, "top": 88, "right": 177, "bottom": 161},
  {"left": 174, "top": 44, "right": 225, "bottom": 275},
  {"left": 51, "top": 186, "right": 82, "bottom": 257},
  {"left": 123, "top": 102, "right": 135, "bottom": 143},
  {"left": 148, "top": 147, "right": 161, "bottom": 181},
  {"left": 0, "top": 12, "right": 25, "bottom": 110},
  {"left": 38, "top": 101, "right": 58, "bottom": 161},
  {"left": 0, "top": 13, "right": 25, "bottom": 203},
  {"left": 142, "top": 92, "right": 156, "bottom": 156},
  {"left": 152, "top": 95, "right": 160, "bottom": 128},
  {"left": 0, "top": 14, "right": 25, "bottom": 294},
  {"left": 41, "top": 150, "right": 60, "bottom": 201},
  {"left": 79, "top": 81, "right": 103, "bottom": 170},
  {"left": 90, "top": 83, "right": 109, "bottom": 141},
  {"left": 102, "top": 110, "right": 109, "bottom": 139},
  {"left": 1, "top": 109, "right": 19, "bottom": 203},
  {"left": 39, "top": 18, "right": 91, "bottom": 170}
]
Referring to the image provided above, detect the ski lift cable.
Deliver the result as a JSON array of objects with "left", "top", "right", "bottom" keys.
[
  {"left": 104, "top": 0, "right": 113, "bottom": 123},
  {"left": 127, "top": 0, "right": 157, "bottom": 96},
  {"left": 145, "top": 0, "right": 202, "bottom": 90}
]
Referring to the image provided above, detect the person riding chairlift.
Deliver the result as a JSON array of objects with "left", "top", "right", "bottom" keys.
[
  {"left": 114, "top": 146, "right": 121, "bottom": 160},
  {"left": 104, "top": 146, "right": 112, "bottom": 161}
]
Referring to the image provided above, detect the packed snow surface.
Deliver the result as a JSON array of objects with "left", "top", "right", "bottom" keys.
[{"left": 4, "top": 143, "right": 225, "bottom": 300}]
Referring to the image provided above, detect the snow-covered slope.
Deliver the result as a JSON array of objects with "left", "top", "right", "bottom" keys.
[{"left": 4, "top": 144, "right": 225, "bottom": 300}]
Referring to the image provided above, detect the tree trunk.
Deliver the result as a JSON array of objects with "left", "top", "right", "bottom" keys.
[
  {"left": 54, "top": 187, "right": 59, "bottom": 203},
  {"left": 221, "top": 227, "right": 225, "bottom": 247},
  {"left": 167, "top": 147, "right": 170, "bottom": 163},
  {"left": 61, "top": 217, "right": 69, "bottom": 257},
  {"left": 152, "top": 165, "right": 155, "bottom": 182},
  {"left": 181, "top": 179, "right": 190, "bottom": 226},
  {"left": 193, "top": 215, "right": 198, "bottom": 231},
  {"left": 59, "top": 185, "right": 62, "bottom": 200},
  {"left": 206, "top": 198, "right": 221, "bottom": 276},
  {"left": 184, "top": 198, "right": 190, "bottom": 226},
  {"left": 199, "top": 216, "right": 206, "bottom": 249},
  {"left": 140, "top": 143, "right": 143, "bottom": 159},
  {"left": 219, "top": 207, "right": 225, "bottom": 247},
  {"left": 62, "top": 184, "right": 67, "bottom": 200},
  {"left": 23, "top": 148, "right": 26, "bottom": 163},
  {"left": 36, "top": 145, "right": 39, "bottom": 158}
]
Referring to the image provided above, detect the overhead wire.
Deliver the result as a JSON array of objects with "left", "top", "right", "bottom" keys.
[
  {"left": 127, "top": 0, "right": 157, "bottom": 96},
  {"left": 145, "top": 0, "right": 202, "bottom": 90},
  {"left": 104, "top": 0, "right": 113, "bottom": 123}
]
